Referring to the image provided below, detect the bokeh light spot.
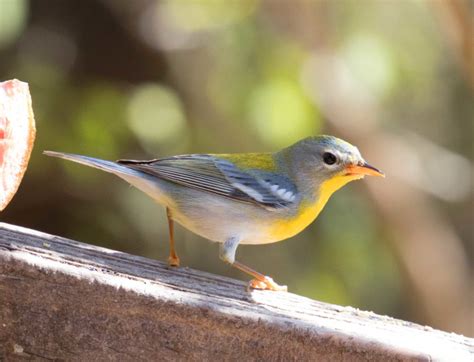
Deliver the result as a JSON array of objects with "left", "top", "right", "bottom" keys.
[
  {"left": 160, "top": 0, "right": 257, "bottom": 32},
  {"left": 0, "top": 0, "right": 27, "bottom": 48},
  {"left": 127, "top": 84, "right": 187, "bottom": 153},
  {"left": 342, "top": 34, "right": 395, "bottom": 97},
  {"left": 248, "top": 79, "right": 319, "bottom": 148}
]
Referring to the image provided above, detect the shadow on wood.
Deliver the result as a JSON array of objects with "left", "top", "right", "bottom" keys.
[{"left": 0, "top": 222, "right": 472, "bottom": 361}]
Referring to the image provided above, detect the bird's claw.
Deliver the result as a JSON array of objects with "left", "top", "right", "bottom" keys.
[
  {"left": 168, "top": 256, "right": 180, "bottom": 267},
  {"left": 248, "top": 276, "right": 287, "bottom": 292}
]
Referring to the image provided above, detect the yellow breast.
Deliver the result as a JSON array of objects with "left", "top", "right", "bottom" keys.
[{"left": 268, "top": 174, "right": 363, "bottom": 241}]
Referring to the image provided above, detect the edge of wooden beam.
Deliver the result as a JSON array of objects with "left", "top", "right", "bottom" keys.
[{"left": 1, "top": 222, "right": 472, "bottom": 360}]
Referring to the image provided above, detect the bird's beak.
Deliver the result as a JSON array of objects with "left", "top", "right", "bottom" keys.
[{"left": 345, "top": 162, "right": 385, "bottom": 177}]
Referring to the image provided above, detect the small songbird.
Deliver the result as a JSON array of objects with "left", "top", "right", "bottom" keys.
[{"left": 44, "top": 135, "right": 384, "bottom": 291}]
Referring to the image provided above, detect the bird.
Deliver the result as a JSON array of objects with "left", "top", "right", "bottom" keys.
[{"left": 44, "top": 135, "right": 384, "bottom": 291}]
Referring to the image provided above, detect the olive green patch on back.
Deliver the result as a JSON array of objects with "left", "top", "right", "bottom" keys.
[{"left": 214, "top": 153, "right": 277, "bottom": 172}]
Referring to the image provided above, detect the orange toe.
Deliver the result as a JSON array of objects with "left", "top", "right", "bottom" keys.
[
  {"left": 168, "top": 256, "right": 180, "bottom": 267},
  {"left": 248, "top": 277, "right": 287, "bottom": 292}
]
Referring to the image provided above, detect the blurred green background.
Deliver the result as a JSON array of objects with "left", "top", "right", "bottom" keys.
[{"left": 1, "top": 0, "right": 472, "bottom": 336}]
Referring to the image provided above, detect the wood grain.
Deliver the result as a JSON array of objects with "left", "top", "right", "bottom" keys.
[{"left": 0, "top": 222, "right": 472, "bottom": 361}]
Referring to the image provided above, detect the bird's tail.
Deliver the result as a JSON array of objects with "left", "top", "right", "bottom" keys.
[{"left": 43, "top": 151, "right": 146, "bottom": 179}]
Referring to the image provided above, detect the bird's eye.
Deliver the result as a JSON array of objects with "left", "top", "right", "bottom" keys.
[{"left": 323, "top": 152, "right": 337, "bottom": 165}]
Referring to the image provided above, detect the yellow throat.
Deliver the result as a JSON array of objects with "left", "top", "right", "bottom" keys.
[{"left": 268, "top": 173, "right": 363, "bottom": 241}]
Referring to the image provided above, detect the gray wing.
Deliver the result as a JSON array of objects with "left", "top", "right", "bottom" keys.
[{"left": 117, "top": 154, "right": 297, "bottom": 210}]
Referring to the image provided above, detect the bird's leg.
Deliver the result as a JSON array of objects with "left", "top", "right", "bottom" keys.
[
  {"left": 220, "top": 237, "right": 287, "bottom": 292},
  {"left": 166, "top": 207, "right": 180, "bottom": 267}
]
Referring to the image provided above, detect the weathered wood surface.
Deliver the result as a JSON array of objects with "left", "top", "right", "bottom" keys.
[{"left": 0, "top": 222, "right": 472, "bottom": 361}]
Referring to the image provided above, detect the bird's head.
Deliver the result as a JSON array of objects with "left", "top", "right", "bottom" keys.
[{"left": 282, "top": 135, "right": 384, "bottom": 197}]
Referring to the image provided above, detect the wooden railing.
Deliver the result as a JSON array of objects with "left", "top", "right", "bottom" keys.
[{"left": 0, "top": 222, "right": 472, "bottom": 360}]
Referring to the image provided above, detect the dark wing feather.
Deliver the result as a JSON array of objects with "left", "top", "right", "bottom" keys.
[{"left": 118, "top": 154, "right": 297, "bottom": 209}]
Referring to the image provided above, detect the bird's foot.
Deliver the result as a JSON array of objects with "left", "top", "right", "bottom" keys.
[
  {"left": 248, "top": 276, "right": 287, "bottom": 292},
  {"left": 167, "top": 256, "right": 180, "bottom": 267}
]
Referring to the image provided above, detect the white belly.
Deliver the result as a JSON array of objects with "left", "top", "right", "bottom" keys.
[{"left": 170, "top": 192, "right": 287, "bottom": 245}]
